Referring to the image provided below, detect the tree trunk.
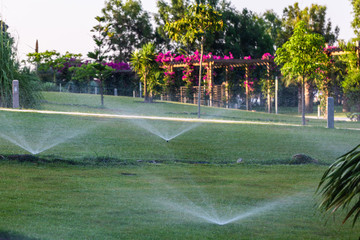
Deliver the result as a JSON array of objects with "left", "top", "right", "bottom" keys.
[
  {"left": 267, "top": 63, "right": 271, "bottom": 113},
  {"left": 305, "top": 81, "right": 314, "bottom": 113},
  {"left": 342, "top": 95, "right": 351, "bottom": 112},
  {"left": 355, "top": 103, "right": 360, "bottom": 122},
  {"left": 143, "top": 72, "right": 148, "bottom": 102},
  {"left": 298, "top": 84, "right": 302, "bottom": 113},
  {"left": 197, "top": 38, "right": 204, "bottom": 118},
  {"left": 100, "top": 81, "right": 104, "bottom": 107},
  {"left": 148, "top": 91, "right": 153, "bottom": 103},
  {"left": 302, "top": 77, "right": 306, "bottom": 126}
]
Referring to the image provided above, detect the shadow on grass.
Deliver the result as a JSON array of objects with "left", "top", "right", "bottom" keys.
[
  {"left": 0, "top": 230, "right": 39, "bottom": 240},
  {"left": 41, "top": 100, "right": 106, "bottom": 110},
  {"left": 0, "top": 154, "right": 327, "bottom": 167}
]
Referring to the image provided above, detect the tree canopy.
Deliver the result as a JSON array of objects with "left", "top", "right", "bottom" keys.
[
  {"left": 278, "top": 3, "right": 339, "bottom": 47},
  {"left": 351, "top": 0, "right": 360, "bottom": 38},
  {"left": 100, "top": 0, "right": 153, "bottom": 62}
]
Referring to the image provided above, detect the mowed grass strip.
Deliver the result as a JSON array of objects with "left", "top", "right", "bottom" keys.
[{"left": 0, "top": 163, "right": 358, "bottom": 240}]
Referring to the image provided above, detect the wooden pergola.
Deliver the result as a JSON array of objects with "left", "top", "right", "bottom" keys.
[
  {"left": 325, "top": 42, "right": 360, "bottom": 66},
  {"left": 165, "top": 58, "right": 275, "bottom": 110}
]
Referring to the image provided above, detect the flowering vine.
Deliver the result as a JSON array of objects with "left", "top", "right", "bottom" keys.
[
  {"left": 156, "top": 50, "right": 235, "bottom": 97},
  {"left": 244, "top": 80, "right": 254, "bottom": 92}
]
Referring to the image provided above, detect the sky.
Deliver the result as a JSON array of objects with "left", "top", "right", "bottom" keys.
[{"left": 0, "top": 0, "right": 355, "bottom": 62}]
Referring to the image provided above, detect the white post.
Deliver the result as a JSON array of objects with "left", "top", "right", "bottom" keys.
[
  {"left": 139, "top": 82, "right": 142, "bottom": 98},
  {"left": 12, "top": 80, "right": 19, "bottom": 108},
  {"left": 275, "top": 76, "right": 278, "bottom": 114},
  {"left": 114, "top": 88, "right": 118, "bottom": 96},
  {"left": 59, "top": 83, "right": 62, "bottom": 92},
  {"left": 95, "top": 87, "right": 98, "bottom": 95},
  {"left": 327, "top": 97, "right": 334, "bottom": 129}
]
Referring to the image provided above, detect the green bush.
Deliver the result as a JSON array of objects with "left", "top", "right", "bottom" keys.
[{"left": 0, "top": 22, "right": 42, "bottom": 108}]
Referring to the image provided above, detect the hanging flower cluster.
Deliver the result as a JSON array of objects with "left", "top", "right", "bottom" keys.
[
  {"left": 261, "top": 53, "right": 274, "bottom": 60},
  {"left": 57, "top": 57, "right": 83, "bottom": 73},
  {"left": 156, "top": 51, "right": 235, "bottom": 87},
  {"left": 58, "top": 59, "right": 130, "bottom": 74},
  {"left": 156, "top": 51, "right": 176, "bottom": 87},
  {"left": 324, "top": 45, "right": 339, "bottom": 51},
  {"left": 103, "top": 62, "right": 131, "bottom": 71}
]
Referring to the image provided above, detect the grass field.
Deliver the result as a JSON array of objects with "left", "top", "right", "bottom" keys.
[{"left": 0, "top": 92, "right": 359, "bottom": 239}]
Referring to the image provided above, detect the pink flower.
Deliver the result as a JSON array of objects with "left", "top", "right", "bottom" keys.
[{"left": 261, "top": 53, "right": 273, "bottom": 60}]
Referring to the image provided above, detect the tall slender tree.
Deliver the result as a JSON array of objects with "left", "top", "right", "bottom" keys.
[
  {"left": 277, "top": 3, "right": 339, "bottom": 113},
  {"left": 88, "top": 16, "right": 114, "bottom": 106},
  {"left": 165, "top": 3, "right": 223, "bottom": 118}
]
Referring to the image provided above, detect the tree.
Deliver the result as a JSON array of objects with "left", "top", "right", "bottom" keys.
[
  {"left": 277, "top": 3, "right": 340, "bottom": 113},
  {"left": 164, "top": 3, "right": 223, "bottom": 118},
  {"left": 130, "top": 43, "right": 160, "bottom": 103},
  {"left": 88, "top": 16, "right": 114, "bottom": 106},
  {"left": 336, "top": 41, "right": 360, "bottom": 120},
  {"left": 350, "top": 0, "right": 360, "bottom": 37},
  {"left": 204, "top": 5, "right": 273, "bottom": 58},
  {"left": 279, "top": 2, "right": 339, "bottom": 46},
  {"left": 27, "top": 51, "right": 82, "bottom": 85},
  {"left": 261, "top": 10, "right": 282, "bottom": 51},
  {"left": 27, "top": 50, "right": 60, "bottom": 82},
  {"left": 275, "top": 21, "right": 328, "bottom": 125},
  {"left": 318, "top": 144, "right": 360, "bottom": 226},
  {"left": 154, "top": 0, "right": 191, "bottom": 51},
  {"left": 100, "top": 0, "right": 153, "bottom": 62}
]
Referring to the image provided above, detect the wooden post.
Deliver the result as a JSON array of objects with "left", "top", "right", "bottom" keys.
[
  {"left": 356, "top": 41, "right": 360, "bottom": 68},
  {"left": 208, "top": 62, "right": 213, "bottom": 107},
  {"left": 245, "top": 66, "right": 249, "bottom": 111},
  {"left": 225, "top": 67, "right": 229, "bottom": 108},
  {"left": 267, "top": 63, "right": 271, "bottom": 113},
  {"left": 275, "top": 76, "right": 278, "bottom": 114}
]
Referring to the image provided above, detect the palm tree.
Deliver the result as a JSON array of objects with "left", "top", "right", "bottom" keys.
[
  {"left": 130, "top": 43, "right": 158, "bottom": 103},
  {"left": 317, "top": 144, "right": 360, "bottom": 226}
]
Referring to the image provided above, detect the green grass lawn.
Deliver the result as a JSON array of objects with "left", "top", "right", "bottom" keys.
[
  {"left": 0, "top": 92, "right": 358, "bottom": 239},
  {"left": 40, "top": 91, "right": 360, "bottom": 129},
  {"left": 0, "top": 163, "right": 358, "bottom": 240}
]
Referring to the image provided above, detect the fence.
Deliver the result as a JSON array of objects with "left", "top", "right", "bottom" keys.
[{"left": 43, "top": 80, "right": 351, "bottom": 116}]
